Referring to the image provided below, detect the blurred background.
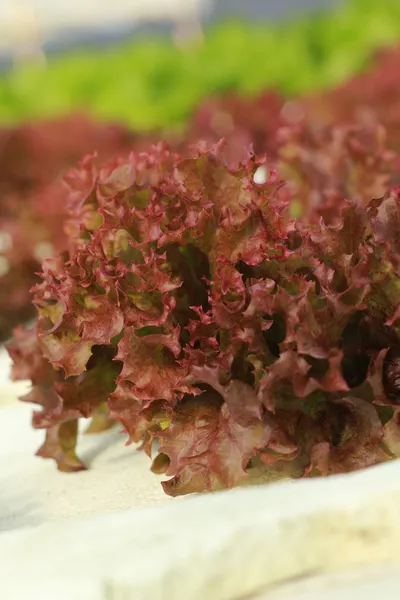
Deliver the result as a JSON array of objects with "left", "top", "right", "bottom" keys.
[
  {"left": 0, "top": 1, "right": 342, "bottom": 66},
  {"left": 1, "top": 0, "right": 399, "bottom": 128}
]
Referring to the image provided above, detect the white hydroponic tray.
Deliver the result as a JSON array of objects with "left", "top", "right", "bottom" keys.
[{"left": 0, "top": 345, "right": 175, "bottom": 532}]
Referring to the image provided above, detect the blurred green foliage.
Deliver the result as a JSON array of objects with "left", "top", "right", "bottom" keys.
[{"left": 0, "top": 0, "right": 399, "bottom": 130}]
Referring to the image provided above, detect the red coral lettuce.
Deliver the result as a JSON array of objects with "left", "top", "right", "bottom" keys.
[{"left": 8, "top": 135, "right": 400, "bottom": 496}]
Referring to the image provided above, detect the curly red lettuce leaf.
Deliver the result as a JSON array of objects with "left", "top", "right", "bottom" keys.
[
  {"left": 7, "top": 326, "right": 121, "bottom": 470},
  {"left": 8, "top": 138, "right": 400, "bottom": 495},
  {"left": 0, "top": 115, "right": 138, "bottom": 341},
  {"left": 158, "top": 391, "right": 268, "bottom": 496}
]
